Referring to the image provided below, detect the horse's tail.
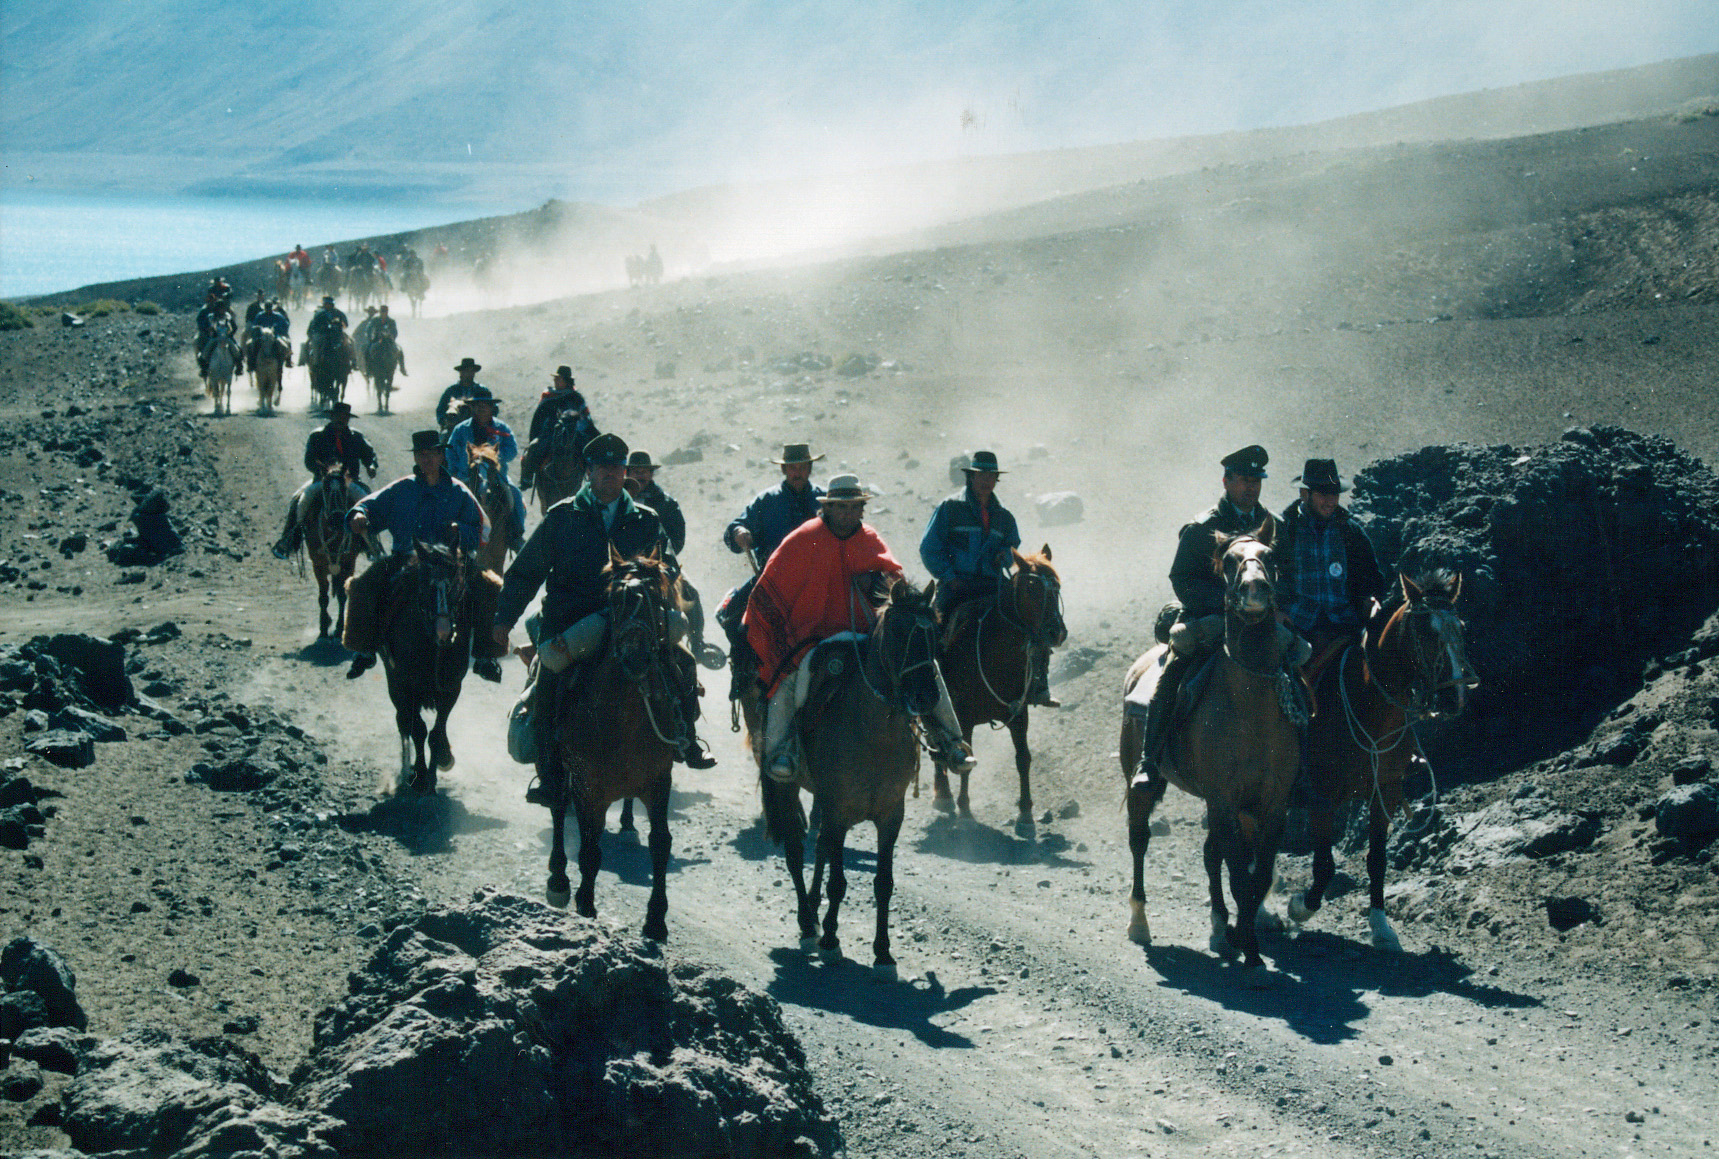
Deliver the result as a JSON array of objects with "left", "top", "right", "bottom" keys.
[{"left": 759, "top": 773, "right": 804, "bottom": 848}]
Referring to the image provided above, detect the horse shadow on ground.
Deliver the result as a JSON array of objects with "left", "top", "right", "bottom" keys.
[
  {"left": 1143, "top": 928, "right": 1539, "bottom": 1045},
  {"left": 765, "top": 947, "right": 996, "bottom": 1049},
  {"left": 525, "top": 823, "right": 713, "bottom": 889},
  {"left": 290, "top": 637, "right": 350, "bottom": 667},
  {"left": 337, "top": 792, "right": 507, "bottom": 856},
  {"left": 913, "top": 814, "right": 1088, "bottom": 869}
]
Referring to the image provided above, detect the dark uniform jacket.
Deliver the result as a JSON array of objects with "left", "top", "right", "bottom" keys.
[
  {"left": 724, "top": 480, "right": 825, "bottom": 564},
  {"left": 1168, "top": 498, "right": 1280, "bottom": 619},
  {"left": 304, "top": 425, "right": 378, "bottom": 479},
  {"left": 495, "top": 486, "right": 663, "bottom": 638},
  {"left": 634, "top": 481, "right": 686, "bottom": 556},
  {"left": 307, "top": 306, "right": 348, "bottom": 339},
  {"left": 1276, "top": 499, "right": 1385, "bottom": 630},
  {"left": 527, "top": 389, "right": 598, "bottom": 447},
  {"left": 436, "top": 381, "right": 490, "bottom": 429}
]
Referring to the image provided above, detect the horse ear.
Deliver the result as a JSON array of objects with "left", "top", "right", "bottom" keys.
[
  {"left": 1400, "top": 573, "right": 1423, "bottom": 605},
  {"left": 1011, "top": 548, "right": 1027, "bottom": 569},
  {"left": 923, "top": 578, "right": 937, "bottom": 607},
  {"left": 1040, "top": 543, "right": 1052, "bottom": 561},
  {"left": 1255, "top": 518, "right": 1275, "bottom": 548},
  {"left": 608, "top": 543, "right": 625, "bottom": 567}
]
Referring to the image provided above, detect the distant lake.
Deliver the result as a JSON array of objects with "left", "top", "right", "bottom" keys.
[{"left": 0, "top": 190, "right": 518, "bottom": 299}]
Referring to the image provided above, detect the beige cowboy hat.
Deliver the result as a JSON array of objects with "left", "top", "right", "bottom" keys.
[
  {"left": 819, "top": 473, "right": 872, "bottom": 502},
  {"left": 771, "top": 443, "right": 825, "bottom": 465}
]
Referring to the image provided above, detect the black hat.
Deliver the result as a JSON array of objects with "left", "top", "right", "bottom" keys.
[
  {"left": 626, "top": 449, "right": 661, "bottom": 470},
  {"left": 770, "top": 443, "right": 825, "bottom": 465},
  {"left": 454, "top": 357, "right": 482, "bottom": 373},
  {"left": 554, "top": 365, "right": 575, "bottom": 382},
  {"left": 962, "top": 449, "right": 1005, "bottom": 474},
  {"left": 410, "top": 429, "right": 445, "bottom": 452},
  {"left": 330, "top": 401, "right": 353, "bottom": 417},
  {"left": 585, "top": 432, "right": 629, "bottom": 466},
  {"left": 321, "top": 295, "right": 336, "bottom": 305},
  {"left": 1295, "top": 458, "right": 1346, "bottom": 493},
  {"left": 466, "top": 393, "right": 499, "bottom": 412},
  {"left": 1220, "top": 445, "right": 1269, "bottom": 478}
]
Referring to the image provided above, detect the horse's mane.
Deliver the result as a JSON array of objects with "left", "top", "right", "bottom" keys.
[
  {"left": 1406, "top": 568, "right": 1460, "bottom": 607},
  {"left": 603, "top": 551, "right": 684, "bottom": 611},
  {"left": 1015, "top": 549, "right": 1060, "bottom": 584}
]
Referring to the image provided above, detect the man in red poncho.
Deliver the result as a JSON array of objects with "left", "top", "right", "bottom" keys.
[{"left": 746, "top": 473, "right": 975, "bottom": 782}]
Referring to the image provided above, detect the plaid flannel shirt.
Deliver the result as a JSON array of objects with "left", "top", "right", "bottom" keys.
[{"left": 1284, "top": 507, "right": 1356, "bottom": 633}]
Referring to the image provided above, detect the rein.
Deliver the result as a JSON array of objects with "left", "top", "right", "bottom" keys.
[
  {"left": 972, "top": 567, "right": 1062, "bottom": 722},
  {"left": 610, "top": 567, "right": 691, "bottom": 751},
  {"left": 1342, "top": 612, "right": 1445, "bottom": 835}
]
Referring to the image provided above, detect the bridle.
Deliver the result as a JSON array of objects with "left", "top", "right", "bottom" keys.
[
  {"left": 974, "top": 564, "right": 1064, "bottom": 719},
  {"left": 605, "top": 560, "right": 689, "bottom": 748},
  {"left": 1365, "top": 596, "right": 1477, "bottom": 721}
]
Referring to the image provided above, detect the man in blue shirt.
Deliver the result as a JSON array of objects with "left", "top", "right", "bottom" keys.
[
  {"left": 445, "top": 395, "right": 527, "bottom": 552},
  {"left": 1278, "top": 458, "right": 1384, "bottom": 654},
  {"left": 436, "top": 357, "right": 490, "bottom": 429},
  {"left": 715, "top": 443, "right": 826, "bottom": 657},
  {"left": 920, "top": 450, "right": 1056, "bottom": 706},
  {"left": 341, "top": 429, "right": 503, "bottom": 682}
]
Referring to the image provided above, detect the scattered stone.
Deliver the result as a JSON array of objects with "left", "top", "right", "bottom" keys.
[
  {"left": 50, "top": 707, "right": 127, "bottom": 742},
  {"left": 1056, "top": 800, "right": 1081, "bottom": 820},
  {"left": 653, "top": 360, "right": 676, "bottom": 379},
  {"left": 3, "top": 938, "right": 88, "bottom": 1030},
  {"left": 1035, "top": 491, "right": 1084, "bottom": 526},
  {"left": 662, "top": 447, "right": 703, "bottom": 465},
  {"left": 223, "top": 1015, "right": 261, "bottom": 1036},
  {"left": 0, "top": 1058, "right": 44, "bottom": 1101},
  {"left": 167, "top": 969, "right": 201, "bottom": 988},
  {"left": 25, "top": 730, "right": 95, "bottom": 769},
  {"left": 1671, "top": 756, "right": 1712, "bottom": 786},
  {"left": 34, "top": 633, "right": 134, "bottom": 710},
  {"left": 0, "top": 990, "right": 50, "bottom": 1039},
  {"left": 1546, "top": 896, "right": 1600, "bottom": 931},
  {"left": 21, "top": 709, "right": 48, "bottom": 733},
  {"left": 836, "top": 353, "right": 881, "bottom": 376},
  {"left": 1655, "top": 783, "right": 1719, "bottom": 840},
  {"left": 1028, "top": 444, "right": 1050, "bottom": 459},
  {"left": 12, "top": 1026, "right": 84, "bottom": 1073}
]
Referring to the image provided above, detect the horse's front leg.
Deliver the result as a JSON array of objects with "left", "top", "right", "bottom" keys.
[
  {"left": 642, "top": 774, "right": 672, "bottom": 941},
  {"left": 931, "top": 760, "right": 954, "bottom": 812},
  {"left": 1366, "top": 795, "right": 1401, "bottom": 951},
  {"left": 573, "top": 793, "right": 604, "bottom": 920},
  {"left": 334, "top": 561, "right": 352, "bottom": 638},
  {"left": 957, "top": 725, "right": 976, "bottom": 820},
  {"left": 314, "top": 563, "right": 333, "bottom": 638},
  {"left": 817, "top": 823, "right": 849, "bottom": 962},
  {"left": 618, "top": 797, "right": 637, "bottom": 834},
  {"left": 1008, "top": 714, "right": 1034, "bottom": 833},
  {"left": 544, "top": 755, "right": 571, "bottom": 907},
  {"left": 1126, "top": 761, "right": 1167, "bottom": 946},
  {"left": 872, "top": 808, "right": 904, "bottom": 977},
  {"left": 1204, "top": 815, "right": 1239, "bottom": 960},
  {"left": 1220, "top": 814, "right": 1266, "bottom": 968}
]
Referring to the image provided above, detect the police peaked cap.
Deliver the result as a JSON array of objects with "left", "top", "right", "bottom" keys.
[
  {"left": 1221, "top": 445, "right": 1269, "bottom": 478},
  {"left": 585, "top": 433, "right": 629, "bottom": 465}
]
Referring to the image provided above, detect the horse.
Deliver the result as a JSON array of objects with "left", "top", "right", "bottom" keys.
[
  {"left": 298, "top": 465, "right": 363, "bottom": 638},
  {"left": 541, "top": 551, "right": 687, "bottom": 939},
  {"left": 375, "top": 539, "right": 484, "bottom": 794},
  {"left": 402, "top": 264, "right": 429, "bottom": 317},
  {"left": 533, "top": 408, "right": 588, "bottom": 512},
  {"left": 247, "top": 326, "right": 288, "bottom": 415},
  {"left": 758, "top": 577, "right": 943, "bottom": 977},
  {"left": 464, "top": 443, "right": 514, "bottom": 576},
  {"left": 307, "top": 328, "right": 353, "bottom": 412},
  {"left": 346, "top": 265, "right": 378, "bottom": 311},
  {"left": 365, "top": 332, "right": 400, "bottom": 414},
  {"left": 625, "top": 254, "right": 644, "bottom": 288},
  {"left": 644, "top": 245, "right": 663, "bottom": 285},
  {"left": 288, "top": 264, "right": 309, "bottom": 310},
  {"left": 273, "top": 260, "right": 292, "bottom": 304},
  {"left": 316, "top": 261, "right": 343, "bottom": 301},
  {"left": 204, "top": 319, "right": 237, "bottom": 416},
  {"left": 931, "top": 547, "right": 1067, "bottom": 832},
  {"left": 1287, "top": 570, "right": 1478, "bottom": 950},
  {"left": 1119, "top": 527, "right": 1301, "bottom": 968}
]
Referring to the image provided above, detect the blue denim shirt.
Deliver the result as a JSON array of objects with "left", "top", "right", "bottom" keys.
[
  {"left": 919, "top": 487, "right": 1021, "bottom": 584},
  {"left": 352, "top": 471, "right": 486, "bottom": 554}
]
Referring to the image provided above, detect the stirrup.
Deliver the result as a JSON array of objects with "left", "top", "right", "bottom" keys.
[
  {"left": 680, "top": 740, "right": 717, "bottom": 770},
  {"left": 524, "top": 777, "right": 553, "bottom": 806}
]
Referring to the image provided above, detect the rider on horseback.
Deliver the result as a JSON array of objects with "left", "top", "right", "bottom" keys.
[
  {"left": 1130, "top": 445, "right": 1283, "bottom": 790},
  {"left": 272, "top": 402, "right": 378, "bottom": 559},
  {"left": 351, "top": 306, "right": 379, "bottom": 354},
  {"left": 519, "top": 366, "right": 596, "bottom": 487},
  {"left": 194, "top": 289, "right": 238, "bottom": 378},
  {"left": 717, "top": 442, "right": 825, "bottom": 651},
  {"left": 746, "top": 473, "right": 976, "bottom": 782},
  {"left": 626, "top": 449, "right": 717, "bottom": 663},
  {"left": 436, "top": 358, "right": 490, "bottom": 430},
  {"left": 366, "top": 304, "right": 406, "bottom": 375},
  {"left": 288, "top": 245, "right": 311, "bottom": 272},
  {"left": 308, "top": 295, "right": 348, "bottom": 340},
  {"left": 920, "top": 449, "right": 1058, "bottom": 708},
  {"left": 445, "top": 395, "right": 527, "bottom": 552},
  {"left": 342, "top": 430, "right": 506, "bottom": 682},
  {"left": 245, "top": 289, "right": 266, "bottom": 328},
  {"left": 248, "top": 298, "right": 293, "bottom": 370},
  {"left": 491, "top": 433, "right": 718, "bottom": 779}
]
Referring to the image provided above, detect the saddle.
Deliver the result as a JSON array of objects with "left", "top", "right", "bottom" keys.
[
  {"left": 938, "top": 593, "right": 994, "bottom": 654},
  {"left": 797, "top": 637, "right": 865, "bottom": 733}
]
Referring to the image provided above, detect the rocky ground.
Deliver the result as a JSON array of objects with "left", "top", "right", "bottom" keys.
[{"left": 5, "top": 106, "right": 1719, "bottom": 1158}]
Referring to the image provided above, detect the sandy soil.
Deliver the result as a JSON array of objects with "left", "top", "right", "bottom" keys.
[{"left": 5, "top": 107, "right": 1719, "bottom": 1157}]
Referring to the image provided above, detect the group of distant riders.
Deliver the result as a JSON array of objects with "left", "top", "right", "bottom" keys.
[{"left": 256, "top": 330, "right": 1381, "bottom": 809}]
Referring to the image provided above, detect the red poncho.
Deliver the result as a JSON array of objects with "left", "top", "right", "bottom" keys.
[{"left": 745, "top": 517, "right": 902, "bottom": 693}]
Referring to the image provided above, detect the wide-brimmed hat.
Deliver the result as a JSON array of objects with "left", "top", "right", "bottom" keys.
[
  {"left": 585, "top": 432, "right": 629, "bottom": 466},
  {"left": 1294, "top": 458, "right": 1346, "bottom": 493},
  {"left": 453, "top": 357, "right": 482, "bottom": 373},
  {"left": 771, "top": 443, "right": 825, "bottom": 465},
  {"left": 819, "top": 474, "right": 871, "bottom": 503},
  {"left": 466, "top": 393, "right": 499, "bottom": 412},
  {"left": 321, "top": 295, "right": 336, "bottom": 305},
  {"left": 626, "top": 450, "right": 661, "bottom": 470},
  {"left": 962, "top": 449, "right": 1006, "bottom": 474},
  {"left": 554, "top": 365, "right": 575, "bottom": 382},
  {"left": 330, "top": 401, "right": 353, "bottom": 417},
  {"left": 410, "top": 429, "right": 445, "bottom": 453},
  {"left": 1220, "top": 444, "right": 1269, "bottom": 478}
]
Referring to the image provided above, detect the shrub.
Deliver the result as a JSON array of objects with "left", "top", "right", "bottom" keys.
[
  {"left": 132, "top": 300, "right": 162, "bottom": 315},
  {"left": 76, "top": 298, "right": 131, "bottom": 317},
  {"left": 0, "top": 301, "right": 34, "bottom": 331}
]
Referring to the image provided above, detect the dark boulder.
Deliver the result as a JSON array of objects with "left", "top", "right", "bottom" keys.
[
  {"left": 1655, "top": 783, "right": 1719, "bottom": 840},
  {"left": 0, "top": 1058, "right": 44, "bottom": 1101},
  {"left": 49, "top": 707, "right": 127, "bottom": 743},
  {"left": 0, "top": 990, "right": 51, "bottom": 1040},
  {"left": 25, "top": 730, "right": 95, "bottom": 769},
  {"left": 34, "top": 634, "right": 133, "bottom": 710},
  {"left": 2, "top": 938, "right": 87, "bottom": 1030},
  {"left": 11, "top": 1026, "right": 85, "bottom": 1073},
  {"left": 1546, "top": 896, "right": 1601, "bottom": 931}
]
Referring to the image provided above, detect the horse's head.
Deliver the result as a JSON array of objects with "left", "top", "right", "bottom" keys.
[
  {"left": 1009, "top": 544, "right": 1067, "bottom": 647},
  {"left": 603, "top": 546, "right": 678, "bottom": 678},
  {"left": 876, "top": 576, "right": 942, "bottom": 716},
  {"left": 1214, "top": 523, "right": 1277, "bottom": 622},
  {"left": 466, "top": 442, "right": 502, "bottom": 490},
  {"left": 411, "top": 540, "right": 466, "bottom": 648},
  {"left": 1391, "top": 570, "right": 1479, "bottom": 719},
  {"left": 316, "top": 463, "right": 356, "bottom": 527}
]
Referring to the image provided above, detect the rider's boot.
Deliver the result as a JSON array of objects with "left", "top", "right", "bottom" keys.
[
  {"left": 762, "top": 681, "right": 798, "bottom": 783},
  {"left": 671, "top": 653, "right": 718, "bottom": 769},
  {"left": 271, "top": 496, "right": 302, "bottom": 560},
  {"left": 1130, "top": 652, "right": 1189, "bottom": 791},
  {"left": 473, "top": 657, "right": 503, "bottom": 682},
  {"left": 927, "top": 671, "right": 977, "bottom": 773},
  {"left": 345, "top": 652, "right": 376, "bottom": 679},
  {"left": 1026, "top": 647, "right": 1060, "bottom": 708}
]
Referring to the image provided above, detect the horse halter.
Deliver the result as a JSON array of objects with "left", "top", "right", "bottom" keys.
[
  {"left": 879, "top": 598, "right": 941, "bottom": 716},
  {"left": 997, "top": 566, "right": 1065, "bottom": 648},
  {"left": 606, "top": 563, "right": 671, "bottom": 681},
  {"left": 415, "top": 546, "right": 465, "bottom": 649},
  {"left": 1393, "top": 598, "right": 1478, "bottom": 719},
  {"left": 1222, "top": 537, "right": 1276, "bottom": 621}
]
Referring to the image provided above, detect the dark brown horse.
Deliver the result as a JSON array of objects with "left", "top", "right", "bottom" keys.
[
  {"left": 1120, "top": 528, "right": 1300, "bottom": 967},
  {"left": 533, "top": 409, "right": 587, "bottom": 512},
  {"left": 759, "top": 578, "right": 942, "bottom": 977},
  {"left": 1287, "top": 571, "right": 1477, "bottom": 950},
  {"left": 377, "top": 540, "right": 481, "bottom": 794},
  {"left": 299, "top": 465, "right": 362, "bottom": 638},
  {"left": 932, "top": 546, "right": 1066, "bottom": 832},
  {"left": 365, "top": 331, "right": 400, "bottom": 414},
  {"left": 543, "top": 551, "right": 685, "bottom": 939},
  {"left": 465, "top": 443, "right": 514, "bottom": 577}
]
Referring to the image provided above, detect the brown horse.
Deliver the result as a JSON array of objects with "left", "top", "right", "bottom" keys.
[
  {"left": 1120, "top": 528, "right": 1300, "bottom": 968},
  {"left": 542, "top": 551, "right": 686, "bottom": 939},
  {"left": 532, "top": 409, "right": 588, "bottom": 512},
  {"left": 759, "top": 578, "right": 942, "bottom": 977},
  {"left": 464, "top": 444, "right": 514, "bottom": 576},
  {"left": 299, "top": 465, "right": 363, "bottom": 638},
  {"left": 932, "top": 547, "right": 1066, "bottom": 832},
  {"left": 1287, "top": 571, "right": 1477, "bottom": 950},
  {"left": 247, "top": 326, "right": 288, "bottom": 415}
]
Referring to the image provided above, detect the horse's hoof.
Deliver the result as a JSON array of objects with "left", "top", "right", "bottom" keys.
[
  {"left": 436, "top": 751, "right": 455, "bottom": 772},
  {"left": 1255, "top": 907, "right": 1286, "bottom": 934},
  {"left": 819, "top": 941, "right": 843, "bottom": 963},
  {"left": 932, "top": 795, "right": 955, "bottom": 814},
  {"left": 1014, "top": 812, "right": 1037, "bottom": 838},
  {"left": 873, "top": 962, "right": 898, "bottom": 981},
  {"left": 546, "top": 884, "right": 570, "bottom": 909},
  {"left": 1127, "top": 919, "right": 1152, "bottom": 946},
  {"left": 642, "top": 920, "right": 668, "bottom": 942},
  {"left": 1209, "top": 931, "right": 1240, "bottom": 960},
  {"left": 799, "top": 936, "right": 819, "bottom": 954},
  {"left": 1242, "top": 952, "right": 1265, "bottom": 969},
  {"left": 1287, "top": 892, "right": 1315, "bottom": 925},
  {"left": 955, "top": 813, "right": 978, "bottom": 831},
  {"left": 1368, "top": 908, "right": 1403, "bottom": 952}
]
